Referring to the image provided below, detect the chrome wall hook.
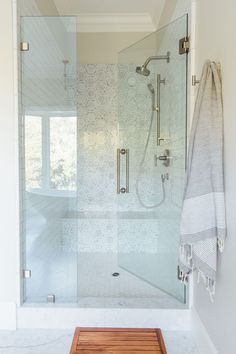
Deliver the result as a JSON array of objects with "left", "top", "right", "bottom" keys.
[{"left": 192, "top": 75, "right": 200, "bottom": 86}]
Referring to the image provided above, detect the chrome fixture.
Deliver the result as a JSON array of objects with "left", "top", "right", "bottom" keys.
[
  {"left": 192, "top": 75, "right": 200, "bottom": 86},
  {"left": 117, "top": 148, "right": 129, "bottom": 194},
  {"left": 147, "top": 83, "right": 156, "bottom": 111},
  {"left": 147, "top": 75, "right": 165, "bottom": 144},
  {"left": 179, "top": 37, "right": 190, "bottom": 54},
  {"left": 147, "top": 83, "right": 155, "bottom": 94},
  {"left": 135, "top": 85, "right": 167, "bottom": 209},
  {"left": 136, "top": 52, "right": 170, "bottom": 145},
  {"left": 22, "top": 269, "right": 31, "bottom": 279},
  {"left": 156, "top": 74, "right": 166, "bottom": 145},
  {"left": 20, "top": 41, "right": 29, "bottom": 52},
  {"left": 47, "top": 294, "right": 56, "bottom": 303},
  {"left": 155, "top": 149, "right": 171, "bottom": 167},
  {"left": 62, "top": 59, "right": 69, "bottom": 91},
  {"left": 136, "top": 51, "right": 170, "bottom": 76}
]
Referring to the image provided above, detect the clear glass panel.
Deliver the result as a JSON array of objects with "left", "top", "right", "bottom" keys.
[
  {"left": 25, "top": 115, "right": 42, "bottom": 189},
  {"left": 50, "top": 116, "right": 77, "bottom": 190},
  {"left": 117, "top": 15, "right": 188, "bottom": 303},
  {"left": 20, "top": 17, "right": 78, "bottom": 303}
]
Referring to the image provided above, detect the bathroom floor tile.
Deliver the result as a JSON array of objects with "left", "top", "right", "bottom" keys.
[{"left": 0, "top": 330, "right": 199, "bottom": 354}]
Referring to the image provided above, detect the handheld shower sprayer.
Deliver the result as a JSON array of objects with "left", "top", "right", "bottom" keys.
[
  {"left": 147, "top": 83, "right": 156, "bottom": 111},
  {"left": 147, "top": 83, "right": 155, "bottom": 94}
]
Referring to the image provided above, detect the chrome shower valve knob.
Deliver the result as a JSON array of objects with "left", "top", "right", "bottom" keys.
[
  {"left": 154, "top": 149, "right": 171, "bottom": 167},
  {"left": 159, "top": 155, "right": 168, "bottom": 161}
]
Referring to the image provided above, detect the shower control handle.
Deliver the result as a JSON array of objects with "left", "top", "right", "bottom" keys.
[
  {"left": 155, "top": 149, "right": 171, "bottom": 167},
  {"left": 159, "top": 155, "right": 168, "bottom": 161}
]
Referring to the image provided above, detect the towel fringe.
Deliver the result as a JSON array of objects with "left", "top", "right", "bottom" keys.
[
  {"left": 217, "top": 238, "right": 225, "bottom": 252},
  {"left": 179, "top": 246, "right": 216, "bottom": 302},
  {"left": 206, "top": 276, "right": 215, "bottom": 303},
  {"left": 179, "top": 270, "right": 189, "bottom": 285},
  {"left": 179, "top": 243, "right": 194, "bottom": 270}
]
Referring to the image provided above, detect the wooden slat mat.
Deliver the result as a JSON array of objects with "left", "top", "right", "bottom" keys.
[{"left": 70, "top": 328, "right": 167, "bottom": 354}]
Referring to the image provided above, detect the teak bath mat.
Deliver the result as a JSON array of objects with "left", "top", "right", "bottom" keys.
[{"left": 70, "top": 328, "right": 167, "bottom": 354}]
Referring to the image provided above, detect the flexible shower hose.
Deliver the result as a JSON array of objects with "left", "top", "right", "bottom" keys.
[{"left": 135, "top": 109, "right": 165, "bottom": 209}]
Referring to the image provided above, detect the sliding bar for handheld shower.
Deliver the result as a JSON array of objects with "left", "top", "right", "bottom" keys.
[{"left": 156, "top": 74, "right": 165, "bottom": 145}]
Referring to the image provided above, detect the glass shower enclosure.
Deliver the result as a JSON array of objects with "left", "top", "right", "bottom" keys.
[
  {"left": 117, "top": 15, "right": 188, "bottom": 303},
  {"left": 20, "top": 16, "right": 78, "bottom": 303},
  {"left": 19, "top": 13, "right": 188, "bottom": 305}
]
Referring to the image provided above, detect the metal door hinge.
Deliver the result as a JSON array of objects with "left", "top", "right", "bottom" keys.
[
  {"left": 47, "top": 294, "right": 56, "bottom": 303},
  {"left": 179, "top": 37, "right": 190, "bottom": 54},
  {"left": 20, "top": 42, "right": 29, "bottom": 52},
  {"left": 22, "top": 269, "right": 31, "bottom": 279}
]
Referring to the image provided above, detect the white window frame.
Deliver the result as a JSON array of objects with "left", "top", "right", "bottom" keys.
[{"left": 25, "top": 108, "right": 77, "bottom": 195}]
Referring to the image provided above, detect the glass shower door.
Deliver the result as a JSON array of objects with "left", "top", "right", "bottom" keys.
[
  {"left": 117, "top": 15, "right": 188, "bottom": 303},
  {"left": 20, "top": 17, "right": 78, "bottom": 303}
]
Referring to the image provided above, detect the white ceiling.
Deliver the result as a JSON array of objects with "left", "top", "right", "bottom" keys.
[{"left": 53, "top": 0, "right": 165, "bottom": 32}]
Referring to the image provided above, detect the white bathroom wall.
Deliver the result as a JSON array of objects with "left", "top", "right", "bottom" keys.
[
  {"left": 158, "top": 0, "right": 191, "bottom": 28},
  {"left": 193, "top": 1, "right": 236, "bottom": 353},
  {"left": 0, "top": 0, "right": 18, "bottom": 329},
  {"left": 77, "top": 32, "right": 151, "bottom": 64},
  {"left": 19, "top": 0, "right": 59, "bottom": 16},
  {"left": 158, "top": 0, "right": 236, "bottom": 352}
]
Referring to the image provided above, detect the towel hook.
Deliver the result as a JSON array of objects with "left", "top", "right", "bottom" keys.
[{"left": 192, "top": 75, "right": 200, "bottom": 86}]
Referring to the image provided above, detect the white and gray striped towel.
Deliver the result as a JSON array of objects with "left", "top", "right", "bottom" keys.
[{"left": 179, "top": 61, "right": 226, "bottom": 301}]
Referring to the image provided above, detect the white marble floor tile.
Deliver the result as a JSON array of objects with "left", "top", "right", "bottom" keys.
[
  {"left": 163, "top": 331, "right": 200, "bottom": 354},
  {"left": 0, "top": 329, "right": 199, "bottom": 354},
  {"left": 0, "top": 330, "right": 72, "bottom": 354}
]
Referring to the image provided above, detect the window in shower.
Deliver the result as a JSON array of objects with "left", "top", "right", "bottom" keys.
[
  {"left": 25, "top": 114, "right": 77, "bottom": 192},
  {"left": 50, "top": 116, "right": 77, "bottom": 191},
  {"left": 25, "top": 115, "right": 42, "bottom": 189}
]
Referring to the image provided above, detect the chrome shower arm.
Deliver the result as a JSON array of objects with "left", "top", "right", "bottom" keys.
[{"left": 142, "top": 52, "right": 170, "bottom": 68}]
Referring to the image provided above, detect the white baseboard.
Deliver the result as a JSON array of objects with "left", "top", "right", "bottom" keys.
[
  {"left": 0, "top": 302, "right": 17, "bottom": 330},
  {"left": 17, "top": 307, "right": 191, "bottom": 330},
  {"left": 191, "top": 308, "right": 218, "bottom": 354}
]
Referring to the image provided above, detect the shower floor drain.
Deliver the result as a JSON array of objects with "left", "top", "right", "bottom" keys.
[{"left": 112, "top": 272, "right": 120, "bottom": 277}]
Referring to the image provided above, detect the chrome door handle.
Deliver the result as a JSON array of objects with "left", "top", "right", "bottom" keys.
[
  {"left": 117, "top": 148, "right": 121, "bottom": 194},
  {"left": 117, "top": 148, "right": 129, "bottom": 194},
  {"left": 126, "top": 149, "right": 129, "bottom": 193}
]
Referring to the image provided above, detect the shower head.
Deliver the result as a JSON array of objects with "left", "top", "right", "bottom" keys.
[
  {"left": 136, "top": 51, "right": 170, "bottom": 76},
  {"left": 147, "top": 83, "right": 155, "bottom": 94},
  {"left": 136, "top": 65, "right": 150, "bottom": 77}
]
